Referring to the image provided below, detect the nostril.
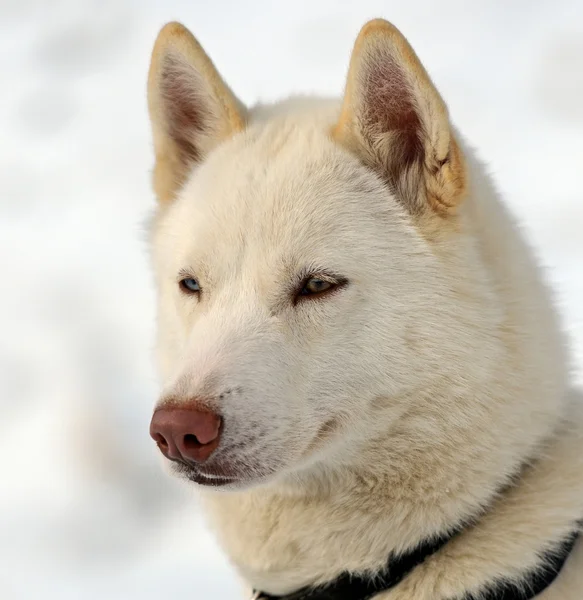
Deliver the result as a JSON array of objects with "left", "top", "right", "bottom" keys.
[
  {"left": 152, "top": 432, "right": 169, "bottom": 451},
  {"left": 183, "top": 433, "right": 202, "bottom": 449}
]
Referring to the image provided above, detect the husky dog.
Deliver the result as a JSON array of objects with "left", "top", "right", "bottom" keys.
[{"left": 146, "top": 19, "right": 583, "bottom": 599}]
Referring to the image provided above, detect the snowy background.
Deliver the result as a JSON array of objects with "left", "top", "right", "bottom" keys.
[{"left": 1, "top": 0, "right": 582, "bottom": 598}]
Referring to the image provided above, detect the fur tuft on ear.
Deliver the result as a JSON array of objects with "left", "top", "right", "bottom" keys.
[
  {"left": 147, "top": 22, "right": 247, "bottom": 205},
  {"left": 334, "top": 19, "right": 466, "bottom": 215}
]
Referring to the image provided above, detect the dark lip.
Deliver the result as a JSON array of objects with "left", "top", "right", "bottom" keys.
[
  {"left": 186, "top": 470, "right": 239, "bottom": 487},
  {"left": 186, "top": 471, "right": 238, "bottom": 487},
  {"left": 173, "top": 460, "right": 241, "bottom": 487}
]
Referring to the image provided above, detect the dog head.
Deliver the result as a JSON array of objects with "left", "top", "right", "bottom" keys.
[{"left": 146, "top": 20, "right": 562, "bottom": 491}]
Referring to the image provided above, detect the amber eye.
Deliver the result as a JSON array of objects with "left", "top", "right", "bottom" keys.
[
  {"left": 300, "top": 278, "right": 333, "bottom": 296},
  {"left": 295, "top": 272, "right": 348, "bottom": 302}
]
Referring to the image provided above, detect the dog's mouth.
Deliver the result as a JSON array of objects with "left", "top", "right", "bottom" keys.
[
  {"left": 172, "top": 459, "right": 245, "bottom": 488},
  {"left": 185, "top": 470, "right": 239, "bottom": 487}
]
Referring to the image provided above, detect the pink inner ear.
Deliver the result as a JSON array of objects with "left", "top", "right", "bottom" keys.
[
  {"left": 361, "top": 51, "right": 425, "bottom": 171},
  {"left": 160, "top": 54, "right": 211, "bottom": 164}
]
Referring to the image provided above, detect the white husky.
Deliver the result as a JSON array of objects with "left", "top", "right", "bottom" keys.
[{"left": 146, "top": 19, "right": 583, "bottom": 599}]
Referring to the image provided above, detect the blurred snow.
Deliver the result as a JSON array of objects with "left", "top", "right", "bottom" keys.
[{"left": 0, "top": 0, "right": 581, "bottom": 598}]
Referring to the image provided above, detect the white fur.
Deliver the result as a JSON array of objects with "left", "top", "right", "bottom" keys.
[{"left": 147, "top": 20, "right": 583, "bottom": 599}]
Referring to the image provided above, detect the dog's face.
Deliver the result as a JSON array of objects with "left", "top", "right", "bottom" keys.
[{"left": 147, "top": 21, "right": 475, "bottom": 489}]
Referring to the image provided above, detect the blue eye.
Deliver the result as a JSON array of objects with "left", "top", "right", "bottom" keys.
[{"left": 179, "top": 278, "right": 200, "bottom": 294}]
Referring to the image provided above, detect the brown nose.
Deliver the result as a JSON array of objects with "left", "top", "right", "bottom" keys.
[{"left": 149, "top": 406, "right": 222, "bottom": 464}]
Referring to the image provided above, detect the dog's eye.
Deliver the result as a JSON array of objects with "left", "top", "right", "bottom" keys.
[
  {"left": 300, "top": 278, "right": 333, "bottom": 296},
  {"left": 295, "top": 273, "right": 348, "bottom": 303},
  {"left": 179, "top": 278, "right": 201, "bottom": 294}
]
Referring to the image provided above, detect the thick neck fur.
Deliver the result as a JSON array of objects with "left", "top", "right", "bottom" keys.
[
  {"left": 201, "top": 396, "right": 581, "bottom": 598},
  {"left": 201, "top": 389, "right": 583, "bottom": 598}
]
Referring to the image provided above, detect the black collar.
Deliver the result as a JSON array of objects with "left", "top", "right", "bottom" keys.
[{"left": 253, "top": 527, "right": 580, "bottom": 600}]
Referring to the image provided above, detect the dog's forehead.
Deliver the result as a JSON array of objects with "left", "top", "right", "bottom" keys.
[
  {"left": 156, "top": 120, "right": 417, "bottom": 284},
  {"left": 175, "top": 123, "right": 397, "bottom": 245}
]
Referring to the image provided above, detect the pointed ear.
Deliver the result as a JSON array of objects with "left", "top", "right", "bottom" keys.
[
  {"left": 334, "top": 19, "right": 466, "bottom": 215},
  {"left": 147, "top": 22, "right": 247, "bottom": 205}
]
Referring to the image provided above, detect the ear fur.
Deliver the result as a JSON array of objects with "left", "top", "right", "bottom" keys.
[
  {"left": 147, "top": 22, "right": 247, "bottom": 205},
  {"left": 334, "top": 19, "right": 467, "bottom": 215}
]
